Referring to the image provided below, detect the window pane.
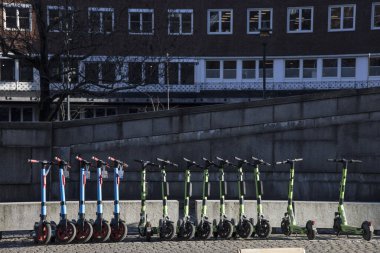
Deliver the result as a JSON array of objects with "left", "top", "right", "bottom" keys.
[
  {"left": 107, "top": 108, "right": 116, "bottom": 116},
  {"left": 129, "top": 62, "right": 142, "bottom": 84},
  {"left": 259, "top": 60, "right": 273, "bottom": 78},
  {"left": 167, "top": 63, "right": 178, "bottom": 84},
  {"left": 181, "top": 63, "right": 194, "bottom": 84},
  {"left": 242, "top": 61, "right": 255, "bottom": 79},
  {"left": 369, "top": 58, "right": 380, "bottom": 76},
  {"left": 11, "top": 108, "right": 21, "bottom": 122},
  {"left": 49, "top": 59, "right": 62, "bottom": 82},
  {"left": 23, "top": 108, "right": 33, "bottom": 121},
  {"left": 303, "top": 59, "right": 317, "bottom": 78},
  {"left": 5, "top": 7, "right": 17, "bottom": 29},
  {"left": 142, "top": 13, "right": 153, "bottom": 33},
  {"left": 223, "top": 61, "right": 236, "bottom": 79},
  {"left": 206, "top": 61, "right": 220, "bottom": 78},
  {"left": 343, "top": 6, "right": 354, "bottom": 18},
  {"left": 221, "top": 11, "right": 232, "bottom": 32},
  {"left": 1, "top": 59, "right": 15, "bottom": 81},
  {"left": 85, "top": 63, "right": 99, "bottom": 83},
  {"left": 145, "top": 63, "right": 158, "bottom": 84},
  {"left": 0, "top": 108, "right": 9, "bottom": 121},
  {"left": 375, "top": 5, "right": 380, "bottom": 28},
  {"left": 89, "top": 11, "right": 101, "bottom": 32},
  {"left": 130, "top": 13, "right": 140, "bottom": 33},
  {"left": 343, "top": 17, "right": 353, "bottom": 29},
  {"left": 102, "top": 63, "right": 116, "bottom": 83},
  {"left": 64, "top": 58, "right": 79, "bottom": 83},
  {"left": 182, "top": 13, "right": 192, "bottom": 34},
  {"left": 323, "top": 59, "right": 338, "bottom": 77},
  {"left": 169, "top": 13, "right": 180, "bottom": 34},
  {"left": 85, "top": 108, "right": 94, "bottom": 118},
  {"left": 301, "top": 9, "right": 312, "bottom": 31},
  {"left": 19, "top": 59, "right": 34, "bottom": 82},
  {"left": 261, "top": 10, "right": 271, "bottom": 29},
  {"left": 289, "top": 9, "right": 299, "bottom": 31},
  {"left": 103, "top": 12, "right": 113, "bottom": 33},
  {"left": 95, "top": 108, "right": 105, "bottom": 117},
  {"left": 341, "top": 58, "right": 356, "bottom": 77},
  {"left": 209, "top": 11, "right": 219, "bottom": 32},
  {"left": 248, "top": 11, "right": 259, "bottom": 32},
  {"left": 285, "top": 60, "right": 300, "bottom": 78},
  {"left": 330, "top": 7, "right": 341, "bottom": 29},
  {"left": 19, "top": 8, "right": 30, "bottom": 30},
  {"left": 49, "top": 9, "right": 60, "bottom": 31}
]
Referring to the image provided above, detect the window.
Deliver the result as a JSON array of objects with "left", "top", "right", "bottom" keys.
[
  {"left": 341, "top": 58, "right": 356, "bottom": 78},
  {"left": 369, "top": 57, "right": 380, "bottom": 76},
  {"left": 88, "top": 8, "right": 114, "bottom": 33},
  {"left": 0, "top": 107, "right": 33, "bottom": 122},
  {"left": 0, "top": 59, "right": 15, "bottom": 81},
  {"left": 47, "top": 6, "right": 74, "bottom": 32},
  {"left": 19, "top": 59, "right": 34, "bottom": 82},
  {"left": 166, "top": 63, "right": 179, "bottom": 84},
  {"left": 0, "top": 108, "right": 9, "bottom": 121},
  {"left": 129, "top": 9, "right": 154, "bottom": 34},
  {"left": 144, "top": 63, "right": 159, "bottom": 84},
  {"left": 208, "top": 9, "right": 233, "bottom": 34},
  {"left": 223, "top": 61, "right": 236, "bottom": 79},
  {"left": 168, "top": 10, "right": 193, "bottom": 35},
  {"left": 329, "top": 5, "right": 356, "bottom": 31},
  {"left": 372, "top": 3, "right": 380, "bottom": 29},
  {"left": 11, "top": 108, "right": 21, "bottom": 122},
  {"left": 181, "top": 63, "right": 194, "bottom": 84},
  {"left": 4, "top": 3, "right": 31, "bottom": 30},
  {"left": 23, "top": 108, "right": 33, "bottom": 121},
  {"left": 165, "top": 62, "right": 195, "bottom": 84},
  {"left": 285, "top": 60, "right": 300, "bottom": 78},
  {"left": 323, "top": 59, "right": 338, "bottom": 77},
  {"left": 129, "top": 62, "right": 143, "bottom": 84},
  {"left": 303, "top": 59, "right": 317, "bottom": 78},
  {"left": 247, "top": 9, "right": 272, "bottom": 34},
  {"left": 107, "top": 108, "right": 116, "bottom": 116},
  {"left": 85, "top": 62, "right": 116, "bottom": 83},
  {"left": 206, "top": 61, "right": 220, "bottom": 78},
  {"left": 288, "top": 7, "right": 313, "bottom": 33},
  {"left": 242, "top": 61, "right": 256, "bottom": 79},
  {"left": 49, "top": 57, "right": 79, "bottom": 83},
  {"left": 259, "top": 60, "right": 273, "bottom": 78}
]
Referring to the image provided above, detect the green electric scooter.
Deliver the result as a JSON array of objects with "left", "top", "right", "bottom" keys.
[
  {"left": 229, "top": 157, "right": 254, "bottom": 238},
  {"left": 276, "top": 158, "right": 317, "bottom": 240},
  {"left": 195, "top": 158, "right": 214, "bottom": 240},
  {"left": 135, "top": 159, "right": 158, "bottom": 241},
  {"left": 328, "top": 158, "right": 374, "bottom": 241},
  {"left": 250, "top": 156, "right": 272, "bottom": 238},
  {"left": 156, "top": 158, "right": 177, "bottom": 240},
  {"left": 177, "top": 158, "right": 198, "bottom": 240},
  {"left": 212, "top": 157, "right": 234, "bottom": 239}
]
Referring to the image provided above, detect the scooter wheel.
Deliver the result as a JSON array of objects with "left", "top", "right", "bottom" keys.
[
  {"left": 56, "top": 221, "right": 76, "bottom": 244},
  {"left": 183, "top": 221, "right": 195, "bottom": 240},
  {"left": 361, "top": 221, "right": 374, "bottom": 241},
  {"left": 159, "top": 221, "right": 176, "bottom": 240},
  {"left": 198, "top": 222, "right": 212, "bottom": 240},
  {"left": 218, "top": 220, "right": 234, "bottom": 239},
  {"left": 34, "top": 222, "right": 52, "bottom": 245},
  {"left": 110, "top": 221, "right": 128, "bottom": 242},
  {"left": 306, "top": 220, "right": 317, "bottom": 240},
  {"left": 145, "top": 222, "right": 153, "bottom": 242},
  {"left": 212, "top": 219, "right": 218, "bottom": 238},
  {"left": 257, "top": 220, "right": 272, "bottom": 239},
  {"left": 75, "top": 220, "right": 93, "bottom": 243},
  {"left": 237, "top": 219, "right": 254, "bottom": 239},
  {"left": 281, "top": 219, "right": 291, "bottom": 236},
  {"left": 92, "top": 220, "right": 111, "bottom": 243}
]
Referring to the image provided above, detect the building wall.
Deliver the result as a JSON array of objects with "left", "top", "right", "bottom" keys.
[{"left": 1, "top": 88, "right": 380, "bottom": 202}]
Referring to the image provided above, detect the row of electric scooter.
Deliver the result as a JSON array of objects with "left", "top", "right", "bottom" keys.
[{"left": 28, "top": 155, "right": 374, "bottom": 245}]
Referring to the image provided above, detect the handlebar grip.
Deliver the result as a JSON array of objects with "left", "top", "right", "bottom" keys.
[
  {"left": 327, "top": 159, "right": 336, "bottom": 162},
  {"left": 276, "top": 161, "right": 284, "bottom": 165},
  {"left": 216, "top": 156, "right": 223, "bottom": 161},
  {"left": 234, "top": 156, "right": 243, "bottom": 161},
  {"left": 28, "top": 159, "right": 39, "bottom": 164},
  {"left": 108, "top": 156, "right": 116, "bottom": 161},
  {"left": 294, "top": 158, "right": 303, "bottom": 162},
  {"left": 92, "top": 156, "right": 100, "bottom": 161},
  {"left": 75, "top": 156, "right": 84, "bottom": 161},
  {"left": 54, "top": 157, "right": 62, "bottom": 162},
  {"left": 350, "top": 159, "right": 362, "bottom": 163}
]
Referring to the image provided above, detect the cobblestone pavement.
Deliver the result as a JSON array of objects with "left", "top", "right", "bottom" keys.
[{"left": 0, "top": 234, "right": 379, "bottom": 253}]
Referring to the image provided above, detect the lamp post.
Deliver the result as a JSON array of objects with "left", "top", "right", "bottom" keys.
[{"left": 259, "top": 28, "right": 272, "bottom": 99}]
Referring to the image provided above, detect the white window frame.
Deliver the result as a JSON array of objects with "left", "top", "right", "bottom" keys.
[
  {"left": 287, "top": 7, "right": 314, "bottom": 33},
  {"left": 47, "top": 6, "right": 74, "bottom": 32},
  {"left": 372, "top": 2, "right": 380, "bottom": 30},
  {"left": 128, "top": 9, "right": 154, "bottom": 35},
  {"left": 3, "top": 3, "right": 32, "bottom": 31},
  {"left": 88, "top": 7, "right": 115, "bottom": 34},
  {"left": 247, "top": 8, "right": 273, "bottom": 34},
  {"left": 168, "top": 9, "right": 193, "bottom": 35},
  {"left": 328, "top": 4, "right": 356, "bottom": 32},
  {"left": 207, "top": 9, "right": 233, "bottom": 35}
]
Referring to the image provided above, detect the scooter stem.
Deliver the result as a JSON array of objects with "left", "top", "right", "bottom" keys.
[
  {"left": 59, "top": 167, "right": 67, "bottom": 219},
  {"left": 161, "top": 167, "right": 168, "bottom": 218},
  {"left": 287, "top": 162, "right": 296, "bottom": 225},
  {"left": 254, "top": 165, "right": 263, "bottom": 219},
  {"left": 184, "top": 169, "right": 191, "bottom": 218},
  {"left": 96, "top": 166, "right": 103, "bottom": 217},
  {"left": 238, "top": 166, "right": 245, "bottom": 218},
  {"left": 201, "top": 169, "right": 209, "bottom": 219},
  {"left": 338, "top": 163, "right": 348, "bottom": 225}
]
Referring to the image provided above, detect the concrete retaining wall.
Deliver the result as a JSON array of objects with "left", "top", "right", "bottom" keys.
[
  {"left": 195, "top": 200, "right": 380, "bottom": 230},
  {"left": 0, "top": 200, "right": 178, "bottom": 232}
]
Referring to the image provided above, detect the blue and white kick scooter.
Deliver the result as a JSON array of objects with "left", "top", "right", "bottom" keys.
[
  {"left": 108, "top": 156, "right": 128, "bottom": 242},
  {"left": 53, "top": 157, "right": 77, "bottom": 244},
  {"left": 74, "top": 156, "right": 94, "bottom": 243},
  {"left": 28, "top": 159, "right": 54, "bottom": 244},
  {"left": 91, "top": 156, "right": 111, "bottom": 242}
]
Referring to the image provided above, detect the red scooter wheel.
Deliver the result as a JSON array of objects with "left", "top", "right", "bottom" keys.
[
  {"left": 110, "top": 221, "right": 127, "bottom": 242},
  {"left": 56, "top": 221, "right": 76, "bottom": 244},
  {"left": 34, "top": 223, "right": 52, "bottom": 245},
  {"left": 92, "top": 221, "right": 111, "bottom": 242},
  {"left": 75, "top": 220, "right": 93, "bottom": 243}
]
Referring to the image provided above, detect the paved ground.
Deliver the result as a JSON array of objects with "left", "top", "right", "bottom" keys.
[{"left": 0, "top": 233, "right": 379, "bottom": 253}]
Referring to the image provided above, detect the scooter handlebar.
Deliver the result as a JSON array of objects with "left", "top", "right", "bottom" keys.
[
  {"left": 134, "top": 159, "right": 158, "bottom": 168},
  {"left": 328, "top": 158, "right": 362, "bottom": 163},
  {"left": 216, "top": 156, "right": 236, "bottom": 167},
  {"left": 75, "top": 155, "right": 90, "bottom": 164},
  {"left": 157, "top": 158, "right": 178, "bottom": 168},
  {"left": 183, "top": 158, "right": 200, "bottom": 168},
  {"left": 28, "top": 159, "right": 53, "bottom": 165},
  {"left": 108, "top": 156, "right": 128, "bottom": 168},
  {"left": 251, "top": 156, "right": 271, "bottom": 166},
  {"left": 54, "top": 156, "right": 71, "bottom": 168},
  {"left": 276, "top": 158, "right": 303, "bottom": 165},
  {"left": 202, "top": 157, "right": 217, "bottom": 168}
]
